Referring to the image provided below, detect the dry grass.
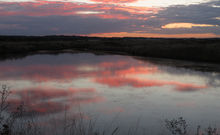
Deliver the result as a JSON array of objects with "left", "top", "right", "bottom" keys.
[{"left": 0, "top": 85, "right": 219, "bottom": 135}]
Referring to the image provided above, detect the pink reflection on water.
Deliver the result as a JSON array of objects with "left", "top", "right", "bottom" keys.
[
  {"left": 95, "top": 77, "right": 207, "bottom": 91},
  {"left": 0, "top": 58, "right": 208, "bottom": 91},
  {"left": 0, "top": 55, "right": 210, "bottom": 116},
  {"left": 8, "top": 87, "right": 103, "bottom": 115}
]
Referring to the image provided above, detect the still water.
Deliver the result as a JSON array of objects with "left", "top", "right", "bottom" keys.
[{"left": 0, "top": 52, "right": 220, "bottom": 135}]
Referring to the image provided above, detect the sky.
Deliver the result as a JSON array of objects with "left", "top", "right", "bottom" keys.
[{"left": 0, "top": 0, "right": 220, "bottom": 38}]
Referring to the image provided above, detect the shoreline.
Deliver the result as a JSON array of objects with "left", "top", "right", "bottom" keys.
[{"left": 0, "top": 36, "right": 220, "bottom": 63}]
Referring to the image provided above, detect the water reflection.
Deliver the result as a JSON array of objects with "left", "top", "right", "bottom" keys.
[
  {"left": 0, "top": 54, "right": 212, "bottom": 91},
  {"left": 9, "top": 87, "right": 102, "bottom": 116},
  {"left": 0, "top": 52, "right": 220, "bottom": 134}
]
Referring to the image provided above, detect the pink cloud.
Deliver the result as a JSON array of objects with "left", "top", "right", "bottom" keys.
[
  {"left": 91, "top": 0, "right": 137, "bottom": 3},
  {"left": 0, "top": 0, "right": 159, "bottom": 20},
  {"left": 0, "top": 60, "right": 209, "bottom": 94}
]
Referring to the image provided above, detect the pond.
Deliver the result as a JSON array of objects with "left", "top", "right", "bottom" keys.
[{"left": 0, "top": 52, "right": 220, "bottom": 135}]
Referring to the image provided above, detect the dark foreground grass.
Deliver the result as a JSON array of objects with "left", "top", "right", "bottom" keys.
[
  {"left": 0, "top": 36, "right": 220, "bottom": 63},
  {"left": 0, "top": 85, "right": 219, "bottom": 135}
]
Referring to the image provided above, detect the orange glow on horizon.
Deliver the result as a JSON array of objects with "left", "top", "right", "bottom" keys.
[
  {"left": 162, "top": 23, "right": 219, "bottom": 29},
  {"left": 0, "top": 0, "right": 219, "bottom": 37},
  {"left": 86, "top": 32, "right": 220, "bottom": 38}
]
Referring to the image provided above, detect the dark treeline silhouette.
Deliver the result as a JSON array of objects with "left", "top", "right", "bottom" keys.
[{"left": 1, "top": 36, "right": 220, "bottom": 63}]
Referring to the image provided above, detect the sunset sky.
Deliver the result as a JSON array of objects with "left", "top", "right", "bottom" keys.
[{"left": 0, "top": 0, "right": 220, "bottom": 38}]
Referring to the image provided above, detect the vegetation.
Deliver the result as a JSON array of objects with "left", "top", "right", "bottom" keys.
[
  {"left": 0, "top": 85, "right": 120, "bottom": 135},
  {"left": 0, "top": 36, "right": 220, "bottom": 63},
  {"left": 165, "top": 117, "right": 219, "bottom": 135},
  {"left": 0, "top": 85, "right": 219, "bottom": 135}
]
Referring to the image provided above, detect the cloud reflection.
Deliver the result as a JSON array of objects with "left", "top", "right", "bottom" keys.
[
  {"left": 0, "top": 54, "right": 209, "bottom": 92},
  {"left": 8, "top": 87, "right": 103, "bottom": 116},
  {"left": 0, "top": 53, "right": 215, "bottom": 117},
  {"left": 94, "top": 77, "right": 207, "bottom": 91}
]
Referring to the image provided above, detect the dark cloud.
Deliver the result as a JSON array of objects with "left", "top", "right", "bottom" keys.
[
  {"left": 0, "top": 0, "right": 219, "bottom": 36},
  {"left": 0, "top": 1, "right": 157, "bottom": 35},
  {"left": 0, "top": 15, "right": 131, "bottom": 35},
  {"left": 147, "top": 0, "right": 220, "bottom": 34}
]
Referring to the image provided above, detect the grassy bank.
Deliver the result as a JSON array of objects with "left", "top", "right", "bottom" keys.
[{"left": 0, "top": 36, "right": 220, "bottom": 63}]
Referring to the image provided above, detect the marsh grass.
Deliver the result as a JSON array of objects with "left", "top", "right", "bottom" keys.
[
  {"left": 0, "top": 85, "right": 40, "bottom": 135},
  {"left": 0, "top": 85, "right": 121, "bottom": 135},
  {"left": 165, "top": 117, "right": 219, "bottom": 135},
  {"left": 0, "top": 85, "right": 219, "bottom": 135}
]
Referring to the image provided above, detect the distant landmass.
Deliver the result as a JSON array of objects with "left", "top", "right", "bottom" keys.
[{"left": 0, "top": 35, "right": 220, "bottom": 63}]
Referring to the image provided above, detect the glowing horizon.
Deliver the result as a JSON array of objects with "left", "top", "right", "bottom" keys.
[
  {"left": 0, "top": 0, "right": 219, "bottom": 38},
  {"left": 86, "top": 32, "right": 220, "bottom": 38}
]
